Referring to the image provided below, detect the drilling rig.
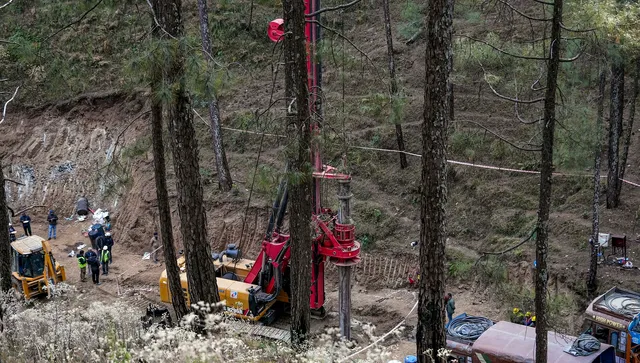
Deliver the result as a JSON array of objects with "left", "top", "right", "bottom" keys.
[
  {"left": 267, "top": 0, "right": 361, "bottom": 339},
  {"left": 159, "top": 0, "right": 360, "bottom": 340}
]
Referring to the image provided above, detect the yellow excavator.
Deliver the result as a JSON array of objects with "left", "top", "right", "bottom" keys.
[{"left": 10, "top": 235, "right": 66, "bottom": 299}]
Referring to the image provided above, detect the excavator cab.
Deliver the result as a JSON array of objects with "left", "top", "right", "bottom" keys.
[{"left": 11, "top": 236, "right": 66, "bottom": 299}]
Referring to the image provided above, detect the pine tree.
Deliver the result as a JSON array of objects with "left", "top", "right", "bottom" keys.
[
  {"left": 150, "top": 0, "right": 220, "bottom": 305},
  {"left": 282, "top": 0, "right": 313, "bottom": 347},
  {"left": 415, "top": 0, "right": 453, "bottom": 360},
  {"left": 196, "top": 0, "right": 233, "bottom": 191}
]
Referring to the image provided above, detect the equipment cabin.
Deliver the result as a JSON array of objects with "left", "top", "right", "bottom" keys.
[
  {"left": 447, "top": 320, "right": 615, "bottom": 363},
  {"left": 11, "top": 236, "right": 66, "bottom": 299},
  {"left": 583, "top": 287, "right": 640, "bottom": 363}
]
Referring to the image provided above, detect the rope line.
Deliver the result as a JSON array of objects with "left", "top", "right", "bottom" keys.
[{"left": 214, "top": 125, "right": 640, "bottom": 188}]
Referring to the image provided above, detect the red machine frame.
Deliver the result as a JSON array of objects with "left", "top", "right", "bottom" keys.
[{"left": 243, "top": 0, "right": 360, "bottom": 313}]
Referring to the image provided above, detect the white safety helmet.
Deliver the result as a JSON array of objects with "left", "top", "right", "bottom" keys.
[
  {"left": 105, "top": 232, "right": 111, "bottom": 237},
  {"left": 103, "top": 246, "right": 108, "bottom": 250}
]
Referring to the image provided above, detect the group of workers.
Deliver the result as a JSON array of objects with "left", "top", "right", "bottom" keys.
[
  {"left": 7, "top": 211, "right": 57, "bottom": 242},
  {"left": 8, "top": 212, "right": 33, "bottom": 242},
  {"left": 510, "top": 308, "right": 536, "bottom": 327},
  {"left": 77, "top": 232, "right": 114, "bottom": 285}
]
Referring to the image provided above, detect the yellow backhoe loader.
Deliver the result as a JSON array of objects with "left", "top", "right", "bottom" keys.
[{"left": 11, "top": 235, "right": 66, "bottom": 299}]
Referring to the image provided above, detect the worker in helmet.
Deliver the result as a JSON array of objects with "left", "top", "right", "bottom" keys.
[
  {"left": 104, "top": 232, "right": 114, "bottom": 263},
  {"left": 529, "top": 316, "right": 536, "bottom": 327},
  {"left": 101, "top": 246, "right": 110, "bottom": 275},
  {"left": 86, "top": 249, "right": 101, "bottom": 285},
  {"left": 510, "top": 308, "right": 524, "bottom": 324},
  {"left": 524, "top": 312, "right": 533, "bottom": 326},
  {"left": 77, "top": 250, "right": 87, "bottom": 282}
]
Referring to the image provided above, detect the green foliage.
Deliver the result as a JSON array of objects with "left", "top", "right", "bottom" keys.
[
  {"left": 121, "top": 136, "right": 151, "bottom": 160},
  {"left": 554, "top": 86, "right": 598, "bottom": 170},
  {"left": 251, "top": 164, "right": 280, "bottom": 199},
  {"left": 569, "top": 0, "right": 640, "bottom": 52},
  {"left": 390, "top": 93, "right": 407, "bottom": 126},
  {"left": 490, "top": 211, "right": 534, "bottom": 237},
  {"left": 359, "top": 92, "right": 388, "bottom": 118},
  {"left": 398, "top": 0, "right": 424, "bottom": 41},
  {"left": 448, "top": 259, "right": 474, "bottom": 279},
  {"left": 478, "top": 256, "right": 508, "bottom": 284},
  {"left": 361, "top": 207, "right": 384, "bottom": 224},
  {"left": 358, "top": 233, "right": 375, "bottom": 250}
]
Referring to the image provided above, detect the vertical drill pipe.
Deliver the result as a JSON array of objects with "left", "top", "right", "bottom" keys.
[
  {"left": 337, "top": 179, "right": 353, "bottom": 339},
  {"left": 339, "top": 265, "right": 352, "bottom": 339}
]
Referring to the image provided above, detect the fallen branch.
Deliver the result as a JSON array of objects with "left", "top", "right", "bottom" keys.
[
  {"left": 475, "top": 229, "right": 537, "bottom": 265},
  {"left": 1, "top": 85, "right": 20, "bottom": 124},
  {"left": 4, "top": 178, "right": 24, "bottom": 186}
]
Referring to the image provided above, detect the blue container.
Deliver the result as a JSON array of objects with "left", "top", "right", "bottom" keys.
[{"left": 405, "top": 356, "right": 417, "bottom": 363}]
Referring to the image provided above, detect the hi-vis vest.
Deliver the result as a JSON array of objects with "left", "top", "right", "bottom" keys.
[
  {"left": 77, "top": 256, "right": 87, "bottom": 268},
  {"left": 101, "top": 250, "right": 110, "bottom": 263}
]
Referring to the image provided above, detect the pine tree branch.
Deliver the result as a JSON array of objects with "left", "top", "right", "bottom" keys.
[
  {"left": 459, "top": 120, "right": 542, "bottom": 151},
  {"left": 560, "top": 22, "right": 596, "bottom": 33},
  {"left": 460, "top": 35, "right": 548, "bottom": 61},
  {"left": 1, "top": 85, "right": 19, "bottom": 125},
  {"left": 475, "top": 229, "right": 536, "bottom": 265},
  {"left": 145, "top": 0, "right": 223, "bottom": 68},
  {"left": 306, "top": 20, "right": 380, "bottom": 79},
  {"left": 495, "top": 0, "right": 551, "bottom": 22},
  {"left": 43, "top": 0, "right": 105, "bottom": 43},
  {"left": 305, "top": 0, "right": 361, "bottom": 17},
  {"left": 0, "top": 0, "right": 14, "bottom": 10},
  {"left": 478, "top": 61, "right": 544, "bottom": 104}
]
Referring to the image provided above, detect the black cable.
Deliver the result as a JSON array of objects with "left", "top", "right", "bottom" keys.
[
  {"left": 601, "top": 292, "right": 640, "bottom": 317},
  {"left": 447, "top": 315, "right": 494, "bottom": 341}
]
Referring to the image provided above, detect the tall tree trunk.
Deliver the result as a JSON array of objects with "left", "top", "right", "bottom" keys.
[
  {"left": 149, "top": 12, "right": 189, "bottom": 318},
  {"left": 196, "top": 0, "right": 233, "bottom": 191},
  {"left": 617, "top": 58, "right": 639, "bottom": 199},
  {"left": 588, "top": 70, "right": 606, "bottom": 299},
  {"left": 382, "top": 0, "right": 407, "bottom": 169},
  {"left": 607, "top": 60, "right": 624, "bottom": 208},
  {"left": 0, "top": 161, "right": 11, "bottom": 293},
  {"left": 416, "top": 0, "right": 453, "bottom": 360},
  {"left": 157, "top": 0, "right": 220, "bottom": 305},
  {"left": 283, "top": 0, "right": 312, "bottom": 347},
  {"left": 534, "top": 1, "right": 562, "bottom": 362}
]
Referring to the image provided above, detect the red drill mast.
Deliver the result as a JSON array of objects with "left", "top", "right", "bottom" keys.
[{"left": 243, "top": 0, "right": 361, "bottom": 339}]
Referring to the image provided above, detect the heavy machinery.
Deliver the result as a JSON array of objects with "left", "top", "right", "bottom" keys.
[
  {"left": 582, "top": 287, "right": 640, "bottom": 363},
  {"left": 160, "top": 0, "right": 361, "bottom": 337},
  {"left": 445, "top": 315, "right": 616, "bottom": 363},
  {"left": 10, "top": 235, "right": 66, "bottom": 299}
]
